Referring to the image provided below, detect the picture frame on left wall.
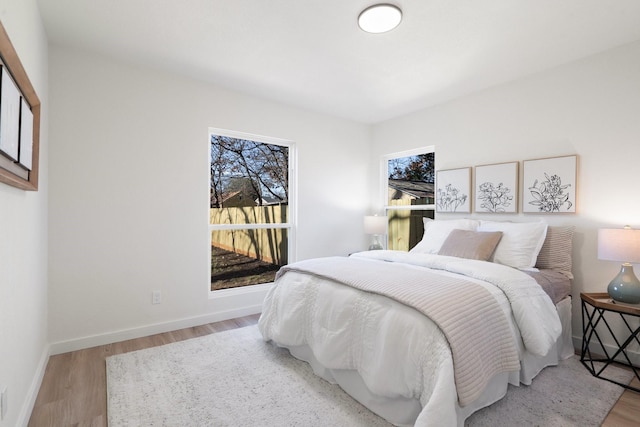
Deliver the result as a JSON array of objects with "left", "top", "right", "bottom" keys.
[
  {"left": 0, "top": 21, "right": 41, "bottom": 191},
  {"left": 436, "top": 167, "right": 471, "bottom": 213}
]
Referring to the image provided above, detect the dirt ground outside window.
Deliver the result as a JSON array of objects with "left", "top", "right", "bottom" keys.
[{"left": 211, "top": 246, "right": 281, "bottom": 291}]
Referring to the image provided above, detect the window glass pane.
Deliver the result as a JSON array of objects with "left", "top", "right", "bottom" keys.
[
  {"left": 210, "top": 135, "right": 288, "bottom": 223},
  {"left": 385, "top": 151, "right": 435, "bottom": 251},
  {"left": 211, "top": 228, "right": 288, "bottom": 291},
  {"left": 387, "top": 209, "right": 434, "bottom": 251},
  {"left": 387, "top": 153, "right": 435, "bottom": 205}
]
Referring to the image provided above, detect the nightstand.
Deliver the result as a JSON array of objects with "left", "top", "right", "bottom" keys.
[{"left": 580, "top": 292, "right": 640, "bottom": 392}]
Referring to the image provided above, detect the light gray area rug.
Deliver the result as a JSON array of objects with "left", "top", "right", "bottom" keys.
[
  {"left": 107, "top": 325, "right": 632, "bottom": 427},
  {"left": 465, "top": 356, "right": 632, "bottom": 426}
]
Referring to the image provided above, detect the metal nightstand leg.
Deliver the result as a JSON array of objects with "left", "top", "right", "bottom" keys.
[{"left": 581, "top": 298, "right": 640, "bottom": 392}]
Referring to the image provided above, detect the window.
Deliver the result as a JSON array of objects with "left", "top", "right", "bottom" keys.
[
  {"left": 209, "top": 129, "right": 295, "bottom": 291},
  {"left": 382, "top": 147, "right": 435, "bottom": 251}
]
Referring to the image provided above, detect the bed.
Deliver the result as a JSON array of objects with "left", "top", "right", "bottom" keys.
[{"left": 258, "top": 219, "right": 575, "bottom": 427}]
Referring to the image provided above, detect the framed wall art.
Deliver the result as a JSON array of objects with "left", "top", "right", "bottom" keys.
[
  {"left": 0, "top": 22, "right": 41, "bottom": 191},
  {"left": 436, "top": 167, "right": 471, "bottom": 213},
  {"left": 523, "top": 155, "right": 577, "bottom": 213},
  {"left": 474, "top": 162, "right": 518, "bottom": 213}
]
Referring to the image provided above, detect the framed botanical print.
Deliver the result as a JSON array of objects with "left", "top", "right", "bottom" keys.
[
  {"left": 474, "top": 162, "right": 518, "bottom": 213},
  {"left": 523, "top": 155, "right": 577, "bottom": 213},
  {"left": 436, "top": 167, "right": 471, "bottom": 213}
]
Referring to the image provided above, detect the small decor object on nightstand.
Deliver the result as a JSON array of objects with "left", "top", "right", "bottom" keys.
[
  {"left": 364, "top": 215, "right": 387, "bottom": 250},
  {"left": 598, "top": 226, "right": 640, "bottom": 304}
]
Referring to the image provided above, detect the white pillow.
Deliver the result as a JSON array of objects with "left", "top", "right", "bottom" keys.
[
  {"left": 410, "top": 218, "right": 480, "bottom": 254},
  {"left": 477, "top": 220, "right": 548, "bottom": 269}
]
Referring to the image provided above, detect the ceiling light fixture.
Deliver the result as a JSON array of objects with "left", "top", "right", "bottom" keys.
[{"left": 358, "top": 4, "right": 402, "bottom": 34}]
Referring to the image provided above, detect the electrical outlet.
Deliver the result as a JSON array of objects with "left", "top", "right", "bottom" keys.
[
  {"left": 1, "top": 386, "right": 7, "bottom": 421},
  {"left": 152, "top": 290, "right": 162, "bottom": 304}
]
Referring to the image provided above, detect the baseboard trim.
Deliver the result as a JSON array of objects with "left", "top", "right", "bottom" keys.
[
  {"left": 572, "top": 334, "right": 640, "bottom": 366},
  {"left": 17, "top": 345, "right": 50, "bottom": 427},
  {"left": 49, "top": 304, "right": 262, "bottom": 355}
]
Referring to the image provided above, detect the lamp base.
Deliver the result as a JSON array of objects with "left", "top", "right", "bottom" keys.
[
  {"left": 368, "top": 235, "right": 383, "bottom": 251},
  {"left": 607, "top": 263, "right": 640, "bottom": 304}
]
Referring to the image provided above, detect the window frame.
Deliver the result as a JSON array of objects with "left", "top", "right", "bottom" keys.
[
  {"left": 380, "top": 146, "right": 436, "bottom": 250},
  {"left": 208, "top": 127, "right": 296, "bottom": 295}
]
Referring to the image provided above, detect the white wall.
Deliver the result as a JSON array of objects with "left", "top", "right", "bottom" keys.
[
  {"left": 0, "top": 0, "right": 49, "bottom": 426},
  {"left": 47, "top": 45, "right": 371, "bottom": 351},
  {"left": 371, "top": 41, "right": 640, "bottom": 347}
]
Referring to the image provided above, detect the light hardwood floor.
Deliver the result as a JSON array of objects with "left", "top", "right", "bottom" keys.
[
  {"left": 28, "top": 314, "right": 640, "bottom": 426},
  {"left": 28, "top": 315, "right": 260, "bottom": 427}
]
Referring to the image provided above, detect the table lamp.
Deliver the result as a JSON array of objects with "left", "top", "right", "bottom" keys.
[
  {"left": 598, "top": 226, "right": 640, "bottom": 304},
  {"left": 364, "top": 215, "right": 387, "bottom": 250}
]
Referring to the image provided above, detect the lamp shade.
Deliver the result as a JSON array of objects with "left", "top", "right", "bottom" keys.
[
  {"left": 598, "top": 227, "right": 640, "bottom": 264},
  {"left": 364, "top": 215, "right": 387, "bottom": 235}
]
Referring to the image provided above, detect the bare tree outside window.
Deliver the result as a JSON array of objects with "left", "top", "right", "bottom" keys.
[
  {"left": 209, "top": 133, "right": 291, "bottom": 290},
  {"left": 388, "top": 153, "right": 435, "bottom": 184},
  {"left": 210, "top": 135, "right": 288, "bottom": 208}
]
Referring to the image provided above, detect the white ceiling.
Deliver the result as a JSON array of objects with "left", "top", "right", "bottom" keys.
[{"left": 37, "top": 0, "right": 640, "bottom": 123}]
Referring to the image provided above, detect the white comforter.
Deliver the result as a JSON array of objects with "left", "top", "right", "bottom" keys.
[{"left": 258, "top": 251, "right": 562, "bottom": 427}]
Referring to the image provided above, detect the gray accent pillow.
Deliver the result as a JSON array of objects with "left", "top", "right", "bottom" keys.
[{"left": 438, "top": 229, "right": 503, "bottom": 261}]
